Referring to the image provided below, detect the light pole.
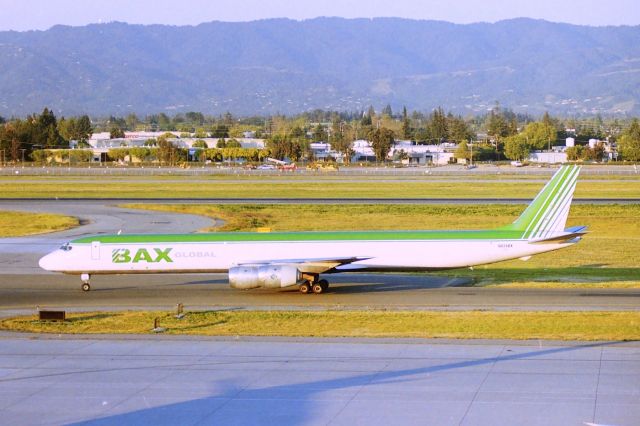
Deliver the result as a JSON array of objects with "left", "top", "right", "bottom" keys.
[{"left": 20, "top": 149, "right": 26, "bottom": 167}]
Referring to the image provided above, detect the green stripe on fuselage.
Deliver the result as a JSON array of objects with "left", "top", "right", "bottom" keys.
[{"left": 71, "top": 229, "right": 525, "bottom": 244}]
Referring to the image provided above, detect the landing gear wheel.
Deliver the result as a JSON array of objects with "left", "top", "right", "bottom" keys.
[
  {"left": 80, "top": 273, "right": 91, "bottom": 292},
  {"left": 299, "top": 282, "right": 311, "bottom": 294},
  {"left": 312, "top": 283, "right": 324, "bottom": 294},
  {"left": 318, "top": 279, "right": 329, "bottom": 292}
]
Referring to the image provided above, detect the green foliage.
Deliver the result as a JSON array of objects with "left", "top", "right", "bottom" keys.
[
  {"left": 211, "top": 124, "right": 229, "bottom": 138},
  {"left": 109, "top": 125, "right": 125, "bottom": 139},
  {"left": 312, "top": 124, "right": 327, "bottom": 141},
  {"left": 487, "top": 110, "right": 510, "bottom": 139},
  {"left": 401, "top": 106, "right": 411, "bottom": 139},
  {"left": 192, "top": 139, "right": 208, "bottom": 149},
  {"left": 455, "top": 142, "right": 470, "bottom": 161},
  {"left": 267, "top": 135, "right": 303, "bottom": 160},
  {"left": 107, "top": 148, "right": 129, "bottom": 161},
  {"left": 225, "top": 138, "right": 241, "bottom": 148},
  {"left": 447, "top": 114, "right": 473, "bottom": 142},
  {"left": 156, "top": 136, "right": 178, "bottom": 165},
  {"left": 31, "top": 149, "right": 49, "bottom": 165},
  {"left": 368, "top": 127, "right": 395, "bottom": 163},
  {"left": 520, "top": 122, "right": 557, "bottom": 150},
  {"left": 54, "top": 114, "right": 92, "bottom": 146},
  {"left": 428, "top": 107, "right": 448, "bottom": 141},
  {"left": 618, "top": 119, "right": 640, "bottom": 161},
  {"left": 128, "top": 147, "right": 151, "bottom": 162},
  {"left": 68, "top": 149, "right": 93, "bottom": 164},
  {"left": 566, "top": 146, "right": 584, "bottom": 161},
  {"left": 504, "top": 135, "right": 531, "bottom": 161},
  {"left": 202, "top": 148, "right": 269, "bottom": 162}
]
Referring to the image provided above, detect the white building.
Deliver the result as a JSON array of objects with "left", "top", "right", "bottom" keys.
[{"left": 528, "top": 151, "right": 568, "bottom": 163}]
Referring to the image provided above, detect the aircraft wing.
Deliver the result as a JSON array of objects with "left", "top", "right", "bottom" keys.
[{"left": 238, "top": 256, "right": 370, "bottom": 274}]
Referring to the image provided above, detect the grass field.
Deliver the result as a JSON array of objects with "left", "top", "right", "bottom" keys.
[
  {"left": 124, "top": 203, "right": 640, "bottom": 288},
  {"left": 2, "top": 310, "right": 638, "bottom": 340},
  {"left": 0, "top": 211, "right": 78, "bottom": 237},
  {"left": 2, "top": 178, "right": 640, "bottom": 198}
]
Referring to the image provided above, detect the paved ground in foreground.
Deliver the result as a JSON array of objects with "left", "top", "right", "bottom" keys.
[
  {"left": 0, "top": 335, "right": 638, "bottom": 426},
  {"left": 1, "top": 273, "right": 640, "bottom": 314}
]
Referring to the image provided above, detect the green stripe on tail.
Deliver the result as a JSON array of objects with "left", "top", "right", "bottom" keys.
[{"left": 500, "top": 165, "right": 581, "bottom": 239}]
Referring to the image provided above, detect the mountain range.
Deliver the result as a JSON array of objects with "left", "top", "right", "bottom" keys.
[{"left": 1, "top": 18, "right": 639, "bottom": 117}]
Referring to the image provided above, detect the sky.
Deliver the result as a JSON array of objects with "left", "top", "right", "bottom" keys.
[{"left": 1, "top": 0, "right": 638, "bottom": 31}]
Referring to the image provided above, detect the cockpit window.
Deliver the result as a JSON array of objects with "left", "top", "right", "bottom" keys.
[{"left": 60, "top": 243, "right": 72, "bottom": 251}]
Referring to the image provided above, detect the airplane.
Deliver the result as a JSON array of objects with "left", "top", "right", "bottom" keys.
[{"left": 39, "top": 165, "right": 585, "bottom": 293}]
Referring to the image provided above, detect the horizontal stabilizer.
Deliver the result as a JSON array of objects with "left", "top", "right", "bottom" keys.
[{"left": 528, "top": 226, "right": 587, "bottom": 244}]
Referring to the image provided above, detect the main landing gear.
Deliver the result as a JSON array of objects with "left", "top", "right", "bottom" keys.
[
  {"left": 299, "top": 275, "right": 329, "bottom": 294},
  {"left": 81, "top": 273, "right": 91, "bottom": 292}
]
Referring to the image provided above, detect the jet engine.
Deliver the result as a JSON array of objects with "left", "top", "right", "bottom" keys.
[{"left": 229, "top": 265, "right": 302, "bottom": 289}]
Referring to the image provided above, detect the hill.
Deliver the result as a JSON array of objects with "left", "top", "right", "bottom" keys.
[{"left": 1, "top": 18, "right": 639, "bottom": 116}]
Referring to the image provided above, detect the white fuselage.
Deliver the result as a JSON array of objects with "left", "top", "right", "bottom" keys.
[{"left": 39, "top": 238, "right": 574, "bottom": 275}]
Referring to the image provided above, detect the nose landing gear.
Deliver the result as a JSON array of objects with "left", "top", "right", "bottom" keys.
[{"left": 81, "top": 273, "right": 91, "bottom": 292}]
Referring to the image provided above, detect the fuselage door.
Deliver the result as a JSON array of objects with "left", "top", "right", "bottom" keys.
[{"left": 91, "top": 241, "right": 100, "bottom": 260}]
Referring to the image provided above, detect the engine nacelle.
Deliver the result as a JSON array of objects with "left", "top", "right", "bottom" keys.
[{"left": 229, "top": 265, "right": 302, "bottom": 289}]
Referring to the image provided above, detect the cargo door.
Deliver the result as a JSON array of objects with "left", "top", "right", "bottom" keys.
[{"left": 91, "top": 241, "right": 100, "bottom": 260}]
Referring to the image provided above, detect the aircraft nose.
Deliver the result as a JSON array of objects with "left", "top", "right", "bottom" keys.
[{"left": 39, "top": 252, "right": 58, "bottom": 271}]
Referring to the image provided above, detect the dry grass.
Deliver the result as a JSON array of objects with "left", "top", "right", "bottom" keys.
[
  {"left": 2, "top": 310, "right": 638, "bottom": 341},
  {"left": 0, "top": 211, "right": 78, "bottom": 237}
]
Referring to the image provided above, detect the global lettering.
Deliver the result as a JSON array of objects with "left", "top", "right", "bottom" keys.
[{"left": 112, "top": 248, "right": 173, "bottom": 263}]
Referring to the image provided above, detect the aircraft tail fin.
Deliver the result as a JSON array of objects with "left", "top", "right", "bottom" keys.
[{"left": 502, "top": 165, "right": 581, "bottom": 240}]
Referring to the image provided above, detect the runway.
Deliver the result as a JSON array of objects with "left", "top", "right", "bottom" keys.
[
  {"left": 0, "top": 334, "right": 638, "bottom": 425},
  {"left": 1, "top": 273, "right": 639, "bottom": 315}
]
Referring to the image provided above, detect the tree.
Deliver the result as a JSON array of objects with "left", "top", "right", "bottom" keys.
[
  {"left": 455, "top": 142, "right": 471, "bottom": 162},
  {"left": 401, "top": 106, "right": 411, "bottom": 139},
  {"left": 192, "top": 140, "right": 208, "bottom": 149},
  {"left": 312, "top": 124, "right": 327, "bottom": 141},
  {"left": 267, "top": 135, "right": 302, "bottom": 161},
  {"left": 447, "top": 114, "right": 473, "bottom": 142},
  {"left": 156, "top": 136, "right": 177, "bottom": 165},
  {"left": 125, "top": 113, "right": 139, "bottom": 130},
  {"left": 226, "top": 138, "right": 241, "bottom": 148},
  {"left": 520, "top": 122, "right": 557, "bottom": 150},
  {"left": 368, "top": 127, "right": 395, "bottom": 163},
  {"left": 211, "top": 124, "right": 229, "bottom": 138},
  {"left": 504, "top": 135, "right": 531, "bottom": 161},
  {"left": 75, "top": 115, "right": 93, "bottom": 143},
  {"left": 487, "top": 110, "right": 509, "bottom": 140},
  {"left": 566, "top": 146, "right": 584, "bottom": 161},
  {"left": 185, "top": 111, "right": 205, "bottom": 125},
  {"left": 618, "top": 119, "right": 640, "bottom": 161},
  {"left": 381, "top": 104, "right": 393, "bottom": 117},
  {"left": 361, "top": 106, "right": 374, "bottom": 126},
  {"left": 110, "top": 125, "right": 125, "bottom": 139},
  {"left": 216, "top": 138, "right": 227, "bottom": 148},
  {"left": 428, "top": 107, "right": 448, "bottom": 142}
]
